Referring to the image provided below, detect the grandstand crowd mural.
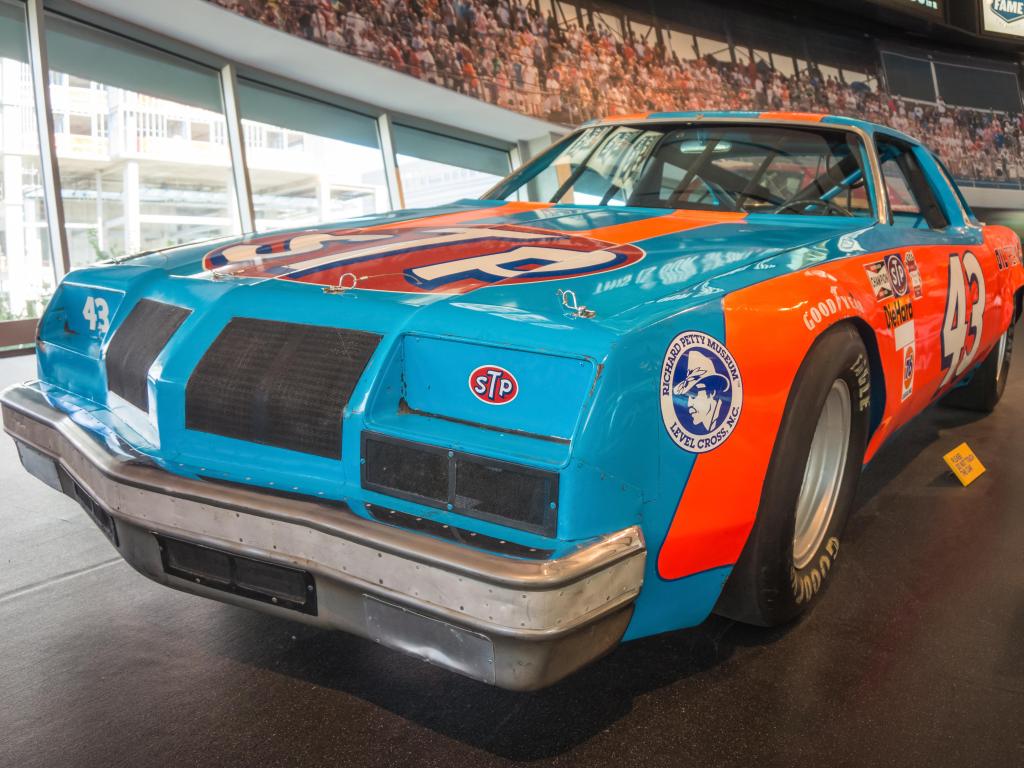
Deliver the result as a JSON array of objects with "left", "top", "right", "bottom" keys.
[{"left": 210, "top": 0, "right": 1024, "bottom": 185}]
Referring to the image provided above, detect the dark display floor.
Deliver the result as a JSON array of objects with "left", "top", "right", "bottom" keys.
[{"left": 1, "top": 350, "right": 1022, "bottom": 768}]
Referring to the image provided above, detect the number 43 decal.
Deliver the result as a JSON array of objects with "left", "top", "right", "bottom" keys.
[
  {"left": 83, "top": 295, "right": 110, "bottom": 335},
  {"left": 939, "top": 251, "right": 985, "bottom": 388}
]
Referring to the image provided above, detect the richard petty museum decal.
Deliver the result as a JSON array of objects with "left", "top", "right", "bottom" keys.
[
  {"left": 661, "top": 331, "right": 743, "bottom": 453},
  {"left": 203, "top": 224, "right": 645, "bottom": 294}
]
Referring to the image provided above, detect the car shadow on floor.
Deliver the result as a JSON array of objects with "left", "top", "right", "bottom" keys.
[{"left": 210, "top": 402, "right": 985, "bottom": 762}]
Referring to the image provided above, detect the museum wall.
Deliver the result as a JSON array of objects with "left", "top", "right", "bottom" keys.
[{"left": 209, "top": 0, "right": 1024, "bottom": 190}]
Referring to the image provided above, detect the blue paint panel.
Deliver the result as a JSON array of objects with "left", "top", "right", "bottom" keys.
[
  {"left": 402, "top": 334, "right": 595, "bottom": 441},
  {"left": 475, "top": 205, "right": 666, "bottom": 233},
  {"left": 39, "top": 282, "right": 125, "bottom": 358},
  {"left": 622, "top": 566, "right": 733, "bottom": 640}
]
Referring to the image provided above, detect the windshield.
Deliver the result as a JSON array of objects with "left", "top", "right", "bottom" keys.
[{"left": 487, "top": 123, "right": 876, "bottom": 218}]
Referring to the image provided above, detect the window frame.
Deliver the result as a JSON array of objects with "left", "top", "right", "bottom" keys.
[
  {"left": 486, "top": 121, "right": 886, "bottom": 222},
  {"left": 875, "top": 133, "right": 951, "bottom": 231}
]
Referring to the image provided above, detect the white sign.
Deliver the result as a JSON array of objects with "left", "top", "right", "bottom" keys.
[{"left": 983, "top": 0, "right": 1024, "bottom": 38}]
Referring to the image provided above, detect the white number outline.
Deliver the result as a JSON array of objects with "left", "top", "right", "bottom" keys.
[
  {"left": 83, "top": 295, "right": 110, "bottom": 335},
  {"left": 939, "top": 251, "right": 985, "bottom": 389}
]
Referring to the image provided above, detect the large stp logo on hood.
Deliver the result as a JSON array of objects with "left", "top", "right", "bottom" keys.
[{"left": 202, "top": 224, "right": 645, "bottom": 293}]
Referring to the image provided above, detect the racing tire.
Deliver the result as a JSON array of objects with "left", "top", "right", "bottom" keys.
[
  {"left": 714, "top": 324, "right": 871, "bottom": 627},
  {"left": 940, "top": 320, "right": 1015, "bottom": 414}
]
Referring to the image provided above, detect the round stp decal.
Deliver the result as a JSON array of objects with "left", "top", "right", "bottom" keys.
[
  {"left": 202, "top": 224, "right": 644, "bottom": 294},
  {"left": 660, "top": 331, "right": 743, "bottom": 453},
  {"left": 885, "top": 253, "right": 909, "bottom": 298},
  {"left": 469, "top": 365, "right": 519, "bottom": 405}
]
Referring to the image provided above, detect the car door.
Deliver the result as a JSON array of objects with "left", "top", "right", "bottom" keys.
[{"left": 872, "top": 135, "right": 998, "bottom": 413}]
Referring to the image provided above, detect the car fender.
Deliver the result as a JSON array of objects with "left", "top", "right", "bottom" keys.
[{"left": 655, "top": 255, "right": 884, "bottom": 582}]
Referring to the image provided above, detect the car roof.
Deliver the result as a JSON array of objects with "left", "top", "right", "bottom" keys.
[{"left": 590, "top": 111, "right": 923, "bottom": 147}]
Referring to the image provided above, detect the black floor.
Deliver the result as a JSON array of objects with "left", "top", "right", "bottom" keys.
[{"left": 2, "top": 351, "right": 1022, "bottom": 768}]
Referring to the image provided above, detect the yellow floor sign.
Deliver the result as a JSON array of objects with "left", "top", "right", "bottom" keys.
[{"left": 943, "top": 442, "right": 986, "bottom": 487}]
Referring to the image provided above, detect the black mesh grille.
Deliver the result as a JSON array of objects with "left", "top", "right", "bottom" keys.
[
  {"left": 105, "top": 299, "right": 191, "bottom": 411},
  {"left": 185, "top": 318, "right": 380, "bottom": 458},
  {"left": 455, "top": 456, "right": 557, "bottom": 535},
  {"left": 362, "top": 435, "right": 449, "bottom": 506},
  {"left": 361, "top": 432, "right": 558, "bottom": 536}
]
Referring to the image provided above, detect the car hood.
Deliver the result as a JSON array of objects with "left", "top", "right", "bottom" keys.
[{"left": 114, "top": 199, "right": 873, "bottom": 334}]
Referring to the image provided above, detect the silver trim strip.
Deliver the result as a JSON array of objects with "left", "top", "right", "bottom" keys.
[
  {"left": 1, "top": 383, "right": 645, "bottom": 637},
  {"left": 220, "top": 63, "right": 256, "bottom": 234}
]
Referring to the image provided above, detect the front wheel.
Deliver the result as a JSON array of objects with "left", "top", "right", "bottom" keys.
[{"left": 715, "top": 324, "right": 870, "bottom": 626}]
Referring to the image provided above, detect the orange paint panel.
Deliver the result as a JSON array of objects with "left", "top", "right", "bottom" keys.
[
  {"left": 603, "top": 112, "right": 651, "bottom": 123},
  {"left": 657, "top": 240, "right": 1024, "bottom": 581},
  {"left": 758, "top": 112, "right": 826, "bottom": 122},
  {"left": 584, "top": 210, "right": 746, "bottom": 245},
  {"left": 386, "top": 202, "right": 551, "bottom": 230}
]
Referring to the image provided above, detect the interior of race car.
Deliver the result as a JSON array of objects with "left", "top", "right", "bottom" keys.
[{"left": 488, "top": 123, "right": 879, "bottom": 218}]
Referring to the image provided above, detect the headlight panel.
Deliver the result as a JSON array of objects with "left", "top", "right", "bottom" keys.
[{"left": 361, "top": 432, "right": 558, "bottom": 537}]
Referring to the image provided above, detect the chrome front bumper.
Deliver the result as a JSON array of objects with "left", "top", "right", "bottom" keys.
[{"left": 1, "top": 383, "right": 645, "bottom": 690}]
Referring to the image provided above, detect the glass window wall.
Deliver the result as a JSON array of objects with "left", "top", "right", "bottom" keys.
[
  {"left": 394, "top": 124, "right": 509, "bottom": 209},
  {"left": 237, "top": 79, "right": 389, "bottom": 230},
  {"left": 0, "top": 0, "right": 50, "bottom": 322},
  {"left": 46, "top": 15, "right": 240, "bottom": 268}
]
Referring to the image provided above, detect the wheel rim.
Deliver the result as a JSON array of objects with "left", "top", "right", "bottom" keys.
[
  {"left": 995, "top": 330, "right": 1009, "bottom": 382},
  {"left": 793, "top": 379, "right": 852, "bottom": 570}
]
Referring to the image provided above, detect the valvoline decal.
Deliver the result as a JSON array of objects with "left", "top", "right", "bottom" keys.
[{"left": 469, "top": 365, "right": 519, "bottom": 404}]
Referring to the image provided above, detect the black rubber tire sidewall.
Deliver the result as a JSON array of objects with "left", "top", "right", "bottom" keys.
[
  {"left": 715, "top": 324, "right": 870, "bottom": 627},
  {"left": 941, "top": 320, "right": 1014, "bottom": 413}
]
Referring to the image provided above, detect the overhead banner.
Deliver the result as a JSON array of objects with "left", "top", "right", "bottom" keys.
[
  {"left": 982, "top": 0, "right": 1024, "bottom": 37},
  {"left": 870, "top": 0, "right": 943, "bottom": 17}
]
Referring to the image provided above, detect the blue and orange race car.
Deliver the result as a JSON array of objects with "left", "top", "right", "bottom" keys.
[{"left": 4, "top": 113, "right": 1022, "bottom": 690}]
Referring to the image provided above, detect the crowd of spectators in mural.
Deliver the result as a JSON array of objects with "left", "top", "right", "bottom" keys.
[{"left": 213, "top": 0, "right": 1024, "bottom": 185}]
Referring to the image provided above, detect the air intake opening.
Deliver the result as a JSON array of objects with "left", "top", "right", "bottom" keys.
[
  {"left": 185, "top": 318, "right": 381, "bottom": 458},
  {"left": 156, "top": 535, "right": 317, "bottom": 615},
  {"left": 361, "top": 432, "right": 559, "bottom": 536},
  {"left": 105, "top": 299, "right": 191, "bottom": 411}
]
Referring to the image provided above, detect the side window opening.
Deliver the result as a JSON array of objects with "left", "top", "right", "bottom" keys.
[
  {"left": 877, "top": 138, "right": 949, "bottom": 230},
  {"left": 932, "top": 153, "right": 977, "bottom": 225}
]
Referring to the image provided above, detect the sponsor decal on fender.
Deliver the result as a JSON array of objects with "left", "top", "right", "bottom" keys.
[
  {"left": 904, "top": 251, "right": 924, "bottom": 299},
  {"left": 889, "top": 304, "right": 916, "bottom": 401},
  {"left": 469, "top": 365, "right": 518, "bottom": 404},
  {"left": 901, "top": 342, "right": 915, "bottom": 402},
  {"left": 995, "top": 243, "right": 1021, "bottom": 270},
  {"left": 885, "top": 253, "right": 909, "bottom": 298},
  {"left": 202, "top": 224, "right": 645, "bottom": 294},
  {"left": 802, "top": 285, "right": 865, "bottom": 331},
  {"left": 863, "top": 260, "right": 894, "bottom": 300},
  {"left": 883, "top": 297, "right": 914, "bottom": 328},
  {"left": 660, "top": 331, "right": 743, "bottom": 453}
]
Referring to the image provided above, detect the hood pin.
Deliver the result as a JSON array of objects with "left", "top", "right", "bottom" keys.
[
  {"left": 323, "top": 272, "right": 359, "bottom": 295},
  {"left": 558, "top": 289, "right": 596, "bottom": 319}
]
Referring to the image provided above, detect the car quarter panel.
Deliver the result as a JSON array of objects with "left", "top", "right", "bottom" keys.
[{"left": 654, "top": 223, "right": 1024, "bottom": 597}]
